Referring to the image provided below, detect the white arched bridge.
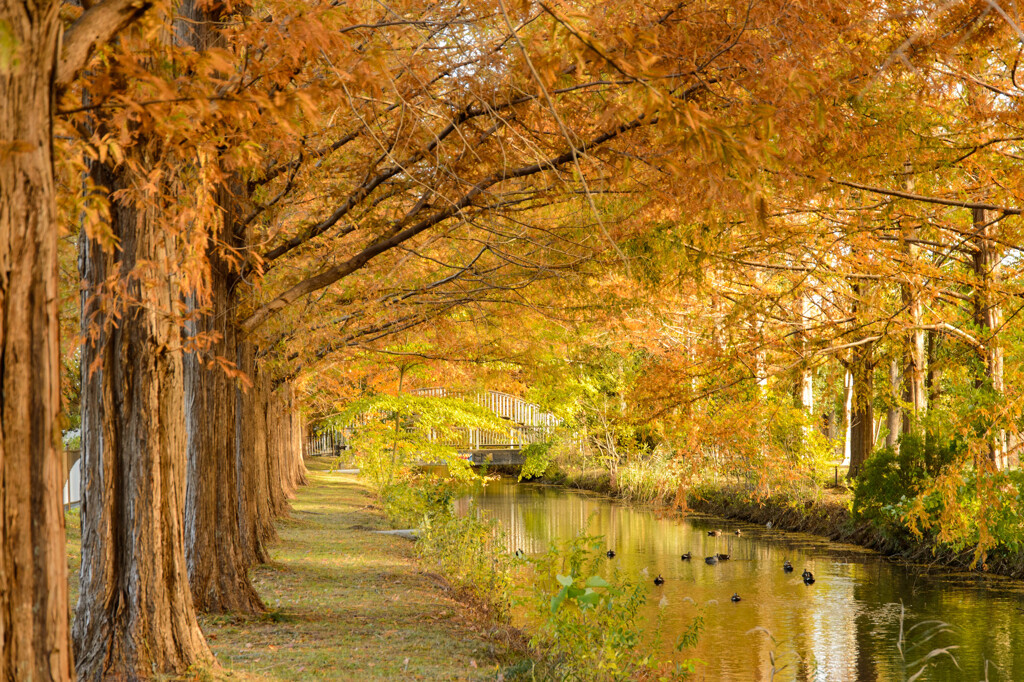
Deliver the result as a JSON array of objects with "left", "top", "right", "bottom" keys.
[{"left": 306, "top": 388, "right": 559, "bottom": 465}]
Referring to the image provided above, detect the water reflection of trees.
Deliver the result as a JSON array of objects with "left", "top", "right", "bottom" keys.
[{"left": 462, "top": 481, "right": 1024, "bottom": 681}]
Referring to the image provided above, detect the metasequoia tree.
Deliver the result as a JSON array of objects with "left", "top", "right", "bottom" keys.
[
  {"left": 68, "top": 0, "right": 268, "bottom": 671},
  {"left": 0, "top": 0, "right": 149, "bottom": 677},
  {"left": 75, "top": 160, "right": 214, "bottom": 679},
  {"left": 176, "top": 0, "right": 265, "bottom": 612}
]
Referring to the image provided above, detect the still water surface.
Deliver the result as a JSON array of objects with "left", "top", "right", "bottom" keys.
[{"left": 459, "top": 479, "right": 1024, "bottom": 681}]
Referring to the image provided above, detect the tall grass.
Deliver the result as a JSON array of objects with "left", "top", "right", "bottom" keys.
[{"left": 616, "top": 451, "right": 682, "bottom": 505}]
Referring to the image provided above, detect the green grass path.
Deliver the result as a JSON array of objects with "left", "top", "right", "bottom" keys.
[{"left": 68, "top": 466, "right": 508, "bottom": 681}]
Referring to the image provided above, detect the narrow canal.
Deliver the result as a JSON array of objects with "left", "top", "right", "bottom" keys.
[{"left": 460, "top": 479, "right": 1024, "bottom": 681}]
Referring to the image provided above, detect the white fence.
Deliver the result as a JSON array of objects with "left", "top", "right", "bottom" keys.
[{"left": 308, "top": 388, "right": 560, "bottom": 455}]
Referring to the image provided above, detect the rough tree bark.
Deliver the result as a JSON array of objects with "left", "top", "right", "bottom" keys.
[
  {"left": 175, "top": 0, "right": 271, "bottom": 598},
  {"left": 0, "top": 3, "right": 74, "bottom": 677},
  {"left": 75, "top": 163, "right": 213, "bottom": 679},
  {"left": 926, "top": 331, "right": 942, "bottom": 407},
  {"left": 265, "top": 387, "right": 291, "bottom": 517},
  {"left": 183, "top": 183, "right": 264, "bottom": 613},
  {"left": 253, "top": 374, "right": 281, "bottom": 542},
  {"left": 289, "top": 385, "right": 309, "bottom": 487},
  {"left": 237, "top": 342, "right": 271, "bottom": 564},
  {"left": 847, "top": 352, "right": 876, "bottom": 480},
  {"left": 275, "top": 386, "right": 298, "bottom": 500}
]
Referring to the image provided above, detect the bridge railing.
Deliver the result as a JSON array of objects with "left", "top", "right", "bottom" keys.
[
  {"left": 306, "top": 427, "right": 352, "bottom": 457},
  {"left": 410, "top": 387, "right": 561, "bottom": 429},
  {"left": 426, "top": 424, "right": 554, "bottom": 449},
  {"left": 307, "top": 388, "right": 560, "bottom": 456}
]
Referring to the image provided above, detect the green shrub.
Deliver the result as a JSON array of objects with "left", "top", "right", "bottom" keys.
[
  {"left": 416, "top": 499, "right": 514, "bottom": 619},
  {"left": 381, "top": 475, "right": 457, "bottom": 528},
  {"left": 852, "top": 433, "right": 964, "bottom": 533},
  {"left": 519, "top": 441, "right": 554, "bottom": 480}
]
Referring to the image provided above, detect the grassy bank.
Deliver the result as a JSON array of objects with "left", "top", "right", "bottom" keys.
[{"left": 66, "top": 462, "right": 518, "bottom": 680}]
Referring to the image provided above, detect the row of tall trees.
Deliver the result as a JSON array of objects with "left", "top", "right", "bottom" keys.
[
  {"left": 471, "top": 4, "right": 1024, "bottom": 558},
  {"left": 310, "top": 3, "right": 1024, "bottom": 554},
  {"left": 7, "top": 0, "right": 1023, "bottom": 677}
]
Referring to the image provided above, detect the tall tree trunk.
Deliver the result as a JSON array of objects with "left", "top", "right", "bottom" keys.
[
  {"left": 901, "top": 162, "right": 926, "bottom": 433},
  {"left": 266, "top": 386, "right": 291, "bottom": 515},
  {"left": 842, "top": 369, "right": 854, "bottom": 462},
  {"left": 793, "top": 288, "right": 813, "bottom": 439},
  {"left": 847, "top": 352, "right": 875, "bottom": 480},
  {"left": 972, "top": 207, "right": 1005, "bottom": 468},
  {"left": 254, "top": 375, "right": 282, "bottom": 539},
  {"left": 289, "top": 385, "right": 309, "bottom": 486},
  {"left": 926, "top": 330, "right": 942, "bottom": 407},
  {"left": 173, "top": 0, "right": 263, "bottom": 609},
  {"left": 0, "top": 5, "right": 74, "bottom": 677},
  {"left": 885, "top": 359, "right": 901, "bottom": 449},
  {"left": 183, "top": 187, "right": 263, "bottom": 614},
  {"left": 847, "top": 283, "right": 877, "bottom": 480},
  {"left": 237, "top": 342, "right": 271, "bottom": 564},
  {"left": 75, "top": 163, "right": 212, "bottom": 679}
]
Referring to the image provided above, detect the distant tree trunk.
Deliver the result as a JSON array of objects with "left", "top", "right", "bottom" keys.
[
  {"left": 289, "top": 385, "right": 309, "bottom": 486},
  {"left": 256, "top": 377, "right": 286, "bottom": 530},
  {"left": 75, "top": 163, "right": 212, "bottom": 679},
  {"left": 793, "top": 289, "right": 814, "bottom": 439},
  {"left": 254, "top": 370, "right": 279, "bottom": 543},
  {"left": 842, "top": 369, "right": 854, "bottom": 462},
  {"left": 0, "top": 6, "right": 74, "bottom": 677},
  {"left": 847, "top": 354, "right": 875, "bottom": 480},
  {"left": 237, "top": 342, "right": 271, "bottom": 564},
  {"left": 847, "top": 283, "right": 877, "bottom": 480},
  {"left": 972, "top": 207, "right": 1006, "bottom": 467},
  {"left": 885, "top": 359, "right": 901, "bottom": 449},
  {"left": 926, "top": 331, "right": 942, "bottom": 407},
  {"left": 901, "top": 163, "right": 926, "bottom": 433},
  {"left": 266, "top": 387, "right": 292, "bottom": 515}
]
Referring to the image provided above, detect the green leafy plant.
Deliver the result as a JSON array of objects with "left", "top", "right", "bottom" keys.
[
  {"left": 324, "top": 393, "right": 511, "bottom": 496},
  {"left": 519, "top": 531, "right": 693, "bottom": 681},
  {"left": 415, "top": 497, "right": 514, "bottom": 620},
  {"left": 519, "top": 441, "right": 553, "bottom": 480},
  {"left": 853, "top": 432, "right": 965, "bottom": 534}
]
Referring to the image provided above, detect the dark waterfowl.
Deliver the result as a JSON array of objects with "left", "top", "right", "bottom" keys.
[
  {"left": 681, "top": 552, "right": 691, "bottom": 560},
  {"left": 654, "top": 575, "right": 665, "bottom": 586},
  {"left": 716, "top": 553, "right": 730, "bottom": 560},
  {"left": 783, "top": 560, "right": 793, "bottom": 573},
  {"left": 606, "top": 549, "right": 616, "bottom": 559},
  {"left": 802, "top": 570, "right": 815, "bottom": 585},
  {"left": 734, "top": 530, "right": 742, "bottom": 536},
  {"left": 708, "top": 530, "right": 722, "bottom": 537},
  {"left": 705, "top": 555, "right": 718, "bottom": 565},
  {"left": 731, "top": 593, "right": 742, "bottom": 602}
]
